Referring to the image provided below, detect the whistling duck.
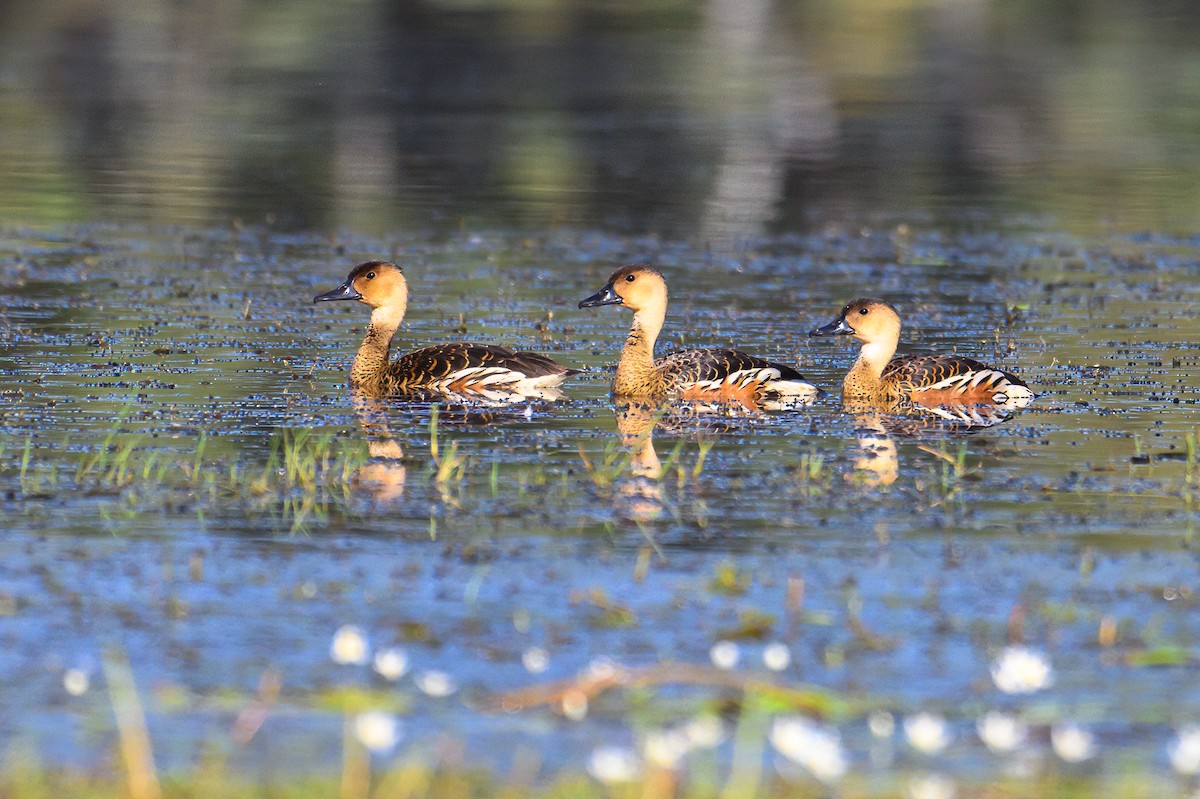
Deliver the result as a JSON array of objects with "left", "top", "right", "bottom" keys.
[
  {"left": 578, "top": 264, "right": 820, "bottom": 409},
  {"left": 809, "top": 298, "right": 1034, "bottom": 410},
  {"left": 314, "top": 261, "right": 578, "bottom": 399}
]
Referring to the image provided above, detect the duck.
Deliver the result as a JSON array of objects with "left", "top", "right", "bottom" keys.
[
  {"left": 314, "top": 261, "right": 578, "bottom": 399},
  {"left": 809, "top": 298, "right": 1034, "bottom": 410},
  {"left": 578, "top": 263, "right": 820, "bottom": 409}
]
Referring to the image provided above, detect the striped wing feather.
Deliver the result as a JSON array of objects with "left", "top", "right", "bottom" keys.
[
  {"left": 654, "top": 348, "right": 819, "bottom": 410},
  {"left": 885, "top": 355, "right": 1029, "bottom": 404},
  {"left": 658, "top": 348, "right": 802, "bottom": 392},
  {"left": 388, "top": 343, "right": 575, "bottom": 391}
]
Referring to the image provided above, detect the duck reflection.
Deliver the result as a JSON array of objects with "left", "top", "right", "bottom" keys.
[
  {"left": 607, "top": 399, "right": 745, "bottom": 523},
  {"left": 350, "top": 392, "right": 407, "bottom": 501},
  {"left": 610, "top": 400, "right": 670, "bottom": 522},
  {"left": 349, "top": 388, "right": 562, "bottom": 502},
  {"left": 845, "top": 399, "right": 1016, "bottom": 488}
]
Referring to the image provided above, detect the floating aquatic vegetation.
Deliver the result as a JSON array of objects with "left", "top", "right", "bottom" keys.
[
  {"left": 353, "top": 711, "right": 402, "bottom": 754},
  {"left": 905, "top": 713, "right": 953, "bottom": 756},
  {"left": 989, "top": 646, "right": 1054, "bottom": 695},
  {"left": 330, "top": 625, "right": 370, "bottom": 666}
]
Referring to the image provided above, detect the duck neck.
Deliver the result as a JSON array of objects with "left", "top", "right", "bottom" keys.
[
  {"left": 844, "top": 338, "right": 896, "bottom": 398},
  {"left": 351, "top": 305, "right": 404, "bottom": 391},
  {"left": 614, "top": 307, "right": 663, "bottom": 395}
]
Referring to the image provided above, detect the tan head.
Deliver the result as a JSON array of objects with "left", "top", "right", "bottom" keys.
[
  {"left": 578, "top": 263, "right": 668, "bottom": 315},
  {"left": 314, "top": 261, "right": 409, "bottom": 326},
  {"left": 809, "top": 298, "right": 901, "bottom": 346}
]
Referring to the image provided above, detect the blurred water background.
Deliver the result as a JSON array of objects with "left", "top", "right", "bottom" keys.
[{"left": 2, "top": 0, "right": 1197, "bottom": 237}]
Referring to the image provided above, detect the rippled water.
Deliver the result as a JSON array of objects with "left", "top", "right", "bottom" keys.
[
  {"left": 3, "top": 0, "right": 1200, "bottom": 792},
  {"left": 2, "top": 222, "right": 1200, "bottom": 788}
]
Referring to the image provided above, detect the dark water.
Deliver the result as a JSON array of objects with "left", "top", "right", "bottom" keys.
[
  {"left": 2, "top": 0, "right": 1200, "bottom": 793},
  {"left": 2, "top": 1, "right": 1198, "bottom": 236}
]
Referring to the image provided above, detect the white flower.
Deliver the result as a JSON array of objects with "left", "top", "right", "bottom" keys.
[
  {"left": 353, "top": 711, "right": 401, "bottom": 753},
  {"left": 990, "top": 647, "right": 1053, "bottom": 695},
  {"left": 561, "top": 688, "right": 588, "bottom": 721},
  {"left": 330, "top": 625, "right": 370, "bottom": 666},
  {"left": 643, "top": 729, "right": 691, "bottom": 769},
  {"left": 769, "top": 717, "right": 849, "bottom": 784},
  {"left": 587, "top": 746, "right": 640, "bottom": 784},
  {"left": 414, "top": 670, "right": 456, "bottom": 698},
  {"left": 908, "top": 772, "right": 956, "bottom": 799},
  {"left": 584, "top": 658, "right": 618, "bottom": 681},
  {"left": 1169, "top": 726, "right": 1200, "bottom": 775},
  {"left": 683, "top": 715, "right": 726, "bottom": 749},
  {"left": 372, "top": 647, "right": 409, "bottom": 681},
  {"left": 1051, "top": 722, "right": 1096, "bottom": 763},
  {"left": 976, "top": 712, "right": 1027, "bottom": 754},
  {"left": 710, "top": 640, "right": 740, "bottom": 670},
  {"left": 522, "top": 647, "right": 549, "bottom": 674},
  {"left": 904, "top": 713, "right": 952, "bottom": 755},
  {"left": 63, "top": 668, "right": 90, "bottom": 696},
  {"left": 762, "top": 642, "right": 791, "bottom": 672},
  {"left": 868, "top": 710, "right": 895, "bottom": 739}
]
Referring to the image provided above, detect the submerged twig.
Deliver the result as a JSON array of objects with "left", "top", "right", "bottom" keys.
[{"left": 482, "top": 661, "right": 843, "bottom": 717}]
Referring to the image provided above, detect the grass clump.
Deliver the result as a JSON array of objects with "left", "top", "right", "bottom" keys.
[{"left": 1, "top": 422, "right": 372, "bottom": 531}]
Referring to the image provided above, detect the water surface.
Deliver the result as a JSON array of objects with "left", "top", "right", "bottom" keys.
[{"left": 2, "top": 0, "right": 1200, "bottom": 792}]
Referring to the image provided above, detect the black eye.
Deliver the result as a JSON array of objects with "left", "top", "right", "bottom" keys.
[
  {"left": 366, "top": 271, "right": 376, "bottom": 280},
  {"left": 859, "top": 307, "right": 869, "bottom": 315},
  {"left": 624, "top": 274, "right": 635, "bottom": 282}
]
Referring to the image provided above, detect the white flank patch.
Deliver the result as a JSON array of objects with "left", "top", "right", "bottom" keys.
[
  {"left": 432, "top": 366, "right": 568, "bottom": 401},
  {"left": 1000, "top": 382, "right": 1035, "bottom": 408},
  {"left": 766, "top": 379, "right": 821, "bottom": 402},
  {"left": 926, "top": 368, "right": 1033, "bottom": 409},
  {"left": 691, "top": 368, "right": 819, "bottom": 409}
]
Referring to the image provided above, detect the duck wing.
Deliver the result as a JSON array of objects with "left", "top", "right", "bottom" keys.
[
  {"left": 658, "top": 348, "right": 819, "bottom": 408},
  {"left": 386, "top": 343, "right": 578, "bottom": 397},
  {"left": 885, "top": 354, "right": 1033, "bottom": 407}
]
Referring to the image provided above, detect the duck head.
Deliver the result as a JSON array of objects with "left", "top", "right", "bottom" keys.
[
  {"left": 314, "top": 261, "right": 408, "bottom": 308},
  {"left": 809, "top": 297, "right": 900, "bottom": 345},
  {"left": 578, "top": 263, "right": 667, "bottom": 314},
  {"left": 315, "top": 261, "right": 409, "bottom": 328}
]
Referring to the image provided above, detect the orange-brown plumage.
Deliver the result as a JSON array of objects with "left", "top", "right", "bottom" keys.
[
  {"left": 579, "top": 264, "right": 820, "bottom": 410},
  {"left": 809, "top": 298, "right": 1034, "bottom": 411},
  {"left": 315, "top": 261, "right": 578, "bottom": 400}
]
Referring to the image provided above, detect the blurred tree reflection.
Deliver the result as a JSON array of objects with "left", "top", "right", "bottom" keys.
[{"left": 0, "top": 0, "right": 1196, "bottom": 235}]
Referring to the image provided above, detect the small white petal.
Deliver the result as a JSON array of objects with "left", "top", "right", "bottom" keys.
[
  {"left": 976, "top": 712, "right": 1027, "bottom": 754},
  {"left": 372, "top": 647, "right": 409, "bottom": 681},
  {"left": 584, "top": 658, "right": 618, "bottom": 681},
  {"left": 710, "top": 640, "right": 740, "bottom": 670},
  {"left": 990, "top": 647, "right": 1054, "bottom": 695},
  {"left": 1051, "top": 723, "right": 1096, "bottom": 763},
  {"left": 353, "top": 711, "right": 401, "bottom": 753},
  {"left": 904, "top": 713, "right": 952, "bottom": 755},
  {"left": 561, "top": 689, "right": 588, "bottom": 721},
  {"left": 868, "top": 710, "right": 896, "bottom": 739},
  {"left": 769, "top": 717, "right": 848, "bottom": 784},
  {"left": 330, "top": 625, "right": 370, "bottom": 666},
  {"left": 587, "top": 746, "right": 640, "bottom": 784},
  {"left": 643, "top": 729, "right": 691, "bottom": 769},
  {"left": 1170, "top": 726, "right": 1200, "bottom": 775},
  {"left": 414, "top": 670, "right": 456, "bottom": 698},
  {"left": 522, "top": 647, "right": 549, "bottom": 674},
  {"left": 63, "top": 668, "right": 90, "bottom": 697},
  {"left": 762, "top": 642, "right": 791, "bottom": 672},
  {"left": 683, "top": 715, "right": 726, "bottom": 749},
  {"left": 908, "top": 772, "right": 956, "bottom": 799}
]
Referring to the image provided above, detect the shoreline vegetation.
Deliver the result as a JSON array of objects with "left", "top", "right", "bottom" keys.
[{"left": 5, "top": 649, "right": 1187, "bottom": 799}]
